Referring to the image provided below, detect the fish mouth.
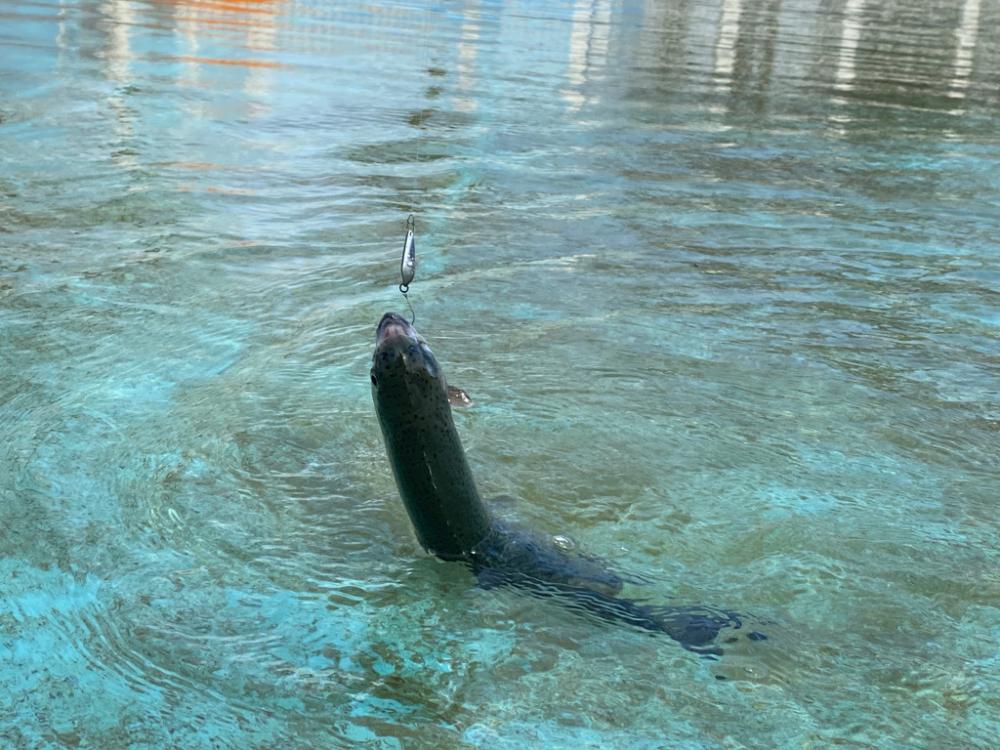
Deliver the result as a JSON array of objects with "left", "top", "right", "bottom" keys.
[{"left": 376, "top": 311, "right": 416, "bottom": 346}]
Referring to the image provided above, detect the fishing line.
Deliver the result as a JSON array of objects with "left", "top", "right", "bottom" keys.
[{"left": 399, "top": 282, "right": 416, "bottom": 324}]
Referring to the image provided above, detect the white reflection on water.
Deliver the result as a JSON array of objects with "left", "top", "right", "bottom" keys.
[
  {"left": 949, "top": 0, "right": 982, "bottom": 107},
  {"left": 713, "top": 0, "right": 742, "bottom": 95},
  {"left": 102, "top": 0, "right": 139, "bottom": 171},
  {"left": 834, "top": 0, "right": 867, "bottom": 95},
  {"left": 102, "top": 0, "right": 133, "bottom": 84},
  {"left": 456, "top": 1, "right": 481, "bottom": 113},
  {"left": 243, "top": 5, "right": 279, "bottom": 104},
  {"left": 564, "top": 0, "right": 611, "bottom": 114},
  {"left": 178, "top": 6, "right": 206, "bottom": 113}
]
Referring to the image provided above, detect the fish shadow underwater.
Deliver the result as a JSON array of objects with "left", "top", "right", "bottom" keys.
[{"left": 371, "top": 312, "right": 767, "bottom": 657}]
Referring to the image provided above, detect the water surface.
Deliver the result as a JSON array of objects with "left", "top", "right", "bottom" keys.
[{"left": 1, "top": 0, "right": 998, "bottom": 747}]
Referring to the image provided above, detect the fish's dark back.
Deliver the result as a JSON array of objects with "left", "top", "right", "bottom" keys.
[{"left": 375, "top": 370, "right": 492, "bottom": 559}]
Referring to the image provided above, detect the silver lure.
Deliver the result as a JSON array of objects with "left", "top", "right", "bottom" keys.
[{"left": 400, "top": 214, "right": 416, "bottom": 291}]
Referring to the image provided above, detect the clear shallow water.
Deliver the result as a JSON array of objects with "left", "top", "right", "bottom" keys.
[{"left": 1, "top": 0, "right": 998, "bottom": 746}]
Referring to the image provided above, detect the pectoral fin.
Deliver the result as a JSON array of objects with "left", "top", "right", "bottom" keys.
[{"left": 447, "top": 385, "right": 473, "bottom": 407}]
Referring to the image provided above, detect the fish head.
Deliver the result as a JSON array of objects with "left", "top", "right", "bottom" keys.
[{"left": 371, "top": 312, "right": 448, "bottom": 411}]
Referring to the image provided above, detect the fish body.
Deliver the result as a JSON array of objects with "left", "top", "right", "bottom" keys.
[{"left": 370, "top": 312, "right": 758, "bottom": 653}]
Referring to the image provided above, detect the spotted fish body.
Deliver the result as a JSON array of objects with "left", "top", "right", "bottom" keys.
[
  {"left": 370, "top": 312, "right": 755, "bottom": 653},
  {"left": 370, "top": 313, "right": 489, "bottom": 558}
]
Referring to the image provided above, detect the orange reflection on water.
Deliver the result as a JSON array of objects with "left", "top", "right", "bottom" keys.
[
  {"left": 168, "top": 54, "right": 285, "bottom": 69},
  {"left": 155, "top": 160, "right": 227, "bottom": 170},
  {"left": 150, "top": 0, "right": 280, "bottom": 18},
  {"left": 145, "top": 0, "right": 284, "bottom": 71}
]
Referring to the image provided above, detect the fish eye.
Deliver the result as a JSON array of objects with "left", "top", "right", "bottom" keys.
[{"left": 370, "top": 372, "right": 378, "bottom": 387}]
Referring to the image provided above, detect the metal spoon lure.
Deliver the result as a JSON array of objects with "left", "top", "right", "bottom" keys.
[{"left": 399, "top": 214, "right": 416, "bottom": 322}]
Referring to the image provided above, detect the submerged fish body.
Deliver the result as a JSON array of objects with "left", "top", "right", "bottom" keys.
[
  {"left": 468, "top": 520, "right": 748, "bottom": 654},
  {"left": 370, "top": 311, "right": 759, "bottom": 654}
]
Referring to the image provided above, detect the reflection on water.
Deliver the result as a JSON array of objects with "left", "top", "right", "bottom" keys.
[
  {"left": 835, "top": 0, "right": 866, "bottom": 96},
  {"left": 565, "top": 0, "right": 612, "bottom": 113},
  {"left": 713, "top": 0, "right": 742, "bottom": 95},
  {"left": 454, "top": 1, "right": 480, "bottom": 114},
  {"left": 950, "top": 0, "right": 982, "bottom": 108},
  {"left": 1, "top": 0, "right": 998, "bottom": 748}
]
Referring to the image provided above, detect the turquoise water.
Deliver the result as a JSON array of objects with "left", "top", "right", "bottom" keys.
[{"left": 2, "top": 0, "right": 998, "bottom": 747}]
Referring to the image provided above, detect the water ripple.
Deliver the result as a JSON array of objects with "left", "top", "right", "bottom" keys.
[{"left": 2, "top": 0, "right": 999, "bottom": 747}]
